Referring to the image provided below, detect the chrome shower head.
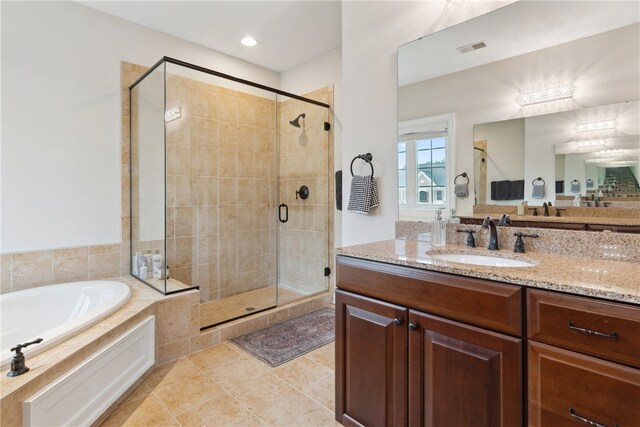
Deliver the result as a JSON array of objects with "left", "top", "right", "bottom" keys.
[{"left": 289, "top": 113, "right": 306, "bottom": 128}]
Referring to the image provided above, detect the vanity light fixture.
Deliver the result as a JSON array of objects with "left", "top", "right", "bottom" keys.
[
  {"left": 575, "top": 140, "right": 605, "bottom": 148},
  {"left": 515, "top": 83, "right": 576, "bottom": 107},
  {"left": 241, "top": 36, "right": 257, "bottom": 47},
  {"left": 575, "top": 119, "right": 616, "bottom": 133},
  {"left": 164, "top": 107, "right": 181, "bottom": 122}
]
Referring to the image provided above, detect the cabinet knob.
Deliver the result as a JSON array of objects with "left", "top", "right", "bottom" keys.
[
  {"left": 393, "top": 318, "right": 402, "bottom": 326},
  {"left": 408, "top": 322, "right": 418, "bottom": 331}
]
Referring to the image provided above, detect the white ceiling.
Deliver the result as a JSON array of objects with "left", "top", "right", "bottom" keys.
[
  {"left": 80, "top": 1, "right": 342, "bottom": 72},
  {"left": 399, "top": 1, "right": 640, "bottom": 87}
]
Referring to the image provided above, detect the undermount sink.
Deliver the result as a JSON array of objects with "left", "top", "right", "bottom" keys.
[{"left": 429, "top": 253, "right": 536, "bottom": 268}]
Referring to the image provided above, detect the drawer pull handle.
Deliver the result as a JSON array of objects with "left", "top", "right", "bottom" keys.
[
  {"left": 408, "top": 322, "right": 418, "bottom": 331},
  {"left": 569, "top": 408, "right": 609, "bottom": 427},
  {"left": 567, "top": 322, "right": 618, "bottom": 339},
  {"left": 394, "top": 318, "right": 402, "bottom": 326}
]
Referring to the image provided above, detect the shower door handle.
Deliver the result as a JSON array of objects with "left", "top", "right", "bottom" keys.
[{"left": 278, "top": 203, "right": 289, "bottom": 223}]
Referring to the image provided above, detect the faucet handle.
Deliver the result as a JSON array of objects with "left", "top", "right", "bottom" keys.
[
  {"left": 7, "top": 338, "right": 43, "bottom": 378},
  {"left": 497, "top": 214, "right": 511, "bottom": 226},
  {"left": 527, "top": 207, "right": 538, "bottom": 216},
  {"left": 513, "top": 232, "right": 539, "bottom": 253},
  {"left": 555, "top": 208, "right": 566, "bottom": 217},
  {"left": 456, "top": 229, "right": 476, "bottom": 248}
]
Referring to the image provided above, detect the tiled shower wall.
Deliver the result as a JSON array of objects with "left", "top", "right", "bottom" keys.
[
  {"left": 277, "top": 88, "right": 333, "bottom": 295},
  {"left": 163, "top": 73, "right": 277, "bottom": 302}
]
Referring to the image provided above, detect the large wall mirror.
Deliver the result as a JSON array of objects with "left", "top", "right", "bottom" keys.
[{"left": 397, "top": 1, "right": 640, "bottom": 228}]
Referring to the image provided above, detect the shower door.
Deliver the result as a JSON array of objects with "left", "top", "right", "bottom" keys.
[{"left": 276, "top": 95, "right": 332, "bottom": 305}]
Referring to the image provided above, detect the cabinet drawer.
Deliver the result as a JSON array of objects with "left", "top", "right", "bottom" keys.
[
  {"left": 528, "top": 289, "right": 640, "bottom": 368},
  {"left": 528, "top": 341, "right": 640, "bottom": 427},
  {"left": 337, "top": 256, "right": 522, "bottom": 336}
]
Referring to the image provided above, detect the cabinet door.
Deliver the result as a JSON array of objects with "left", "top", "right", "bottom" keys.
[
  {"left": 528, "top": 341, "right": 640, "bottom": 427},
  {"left": 408, "top": 310, "right": 522, "bottom": 427},
  {"left": 335, "top": 290, "right": 408, "bottom": 427}
]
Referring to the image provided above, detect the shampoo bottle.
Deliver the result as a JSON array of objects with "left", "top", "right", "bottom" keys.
[
  {"left": 432, "top": 208, "right": 447, "bottom": 246},
  {"left": 152, "top": 250, "right": 163, "bottom": 279},
  {"left": 139, "top": 258, "right": 148, "bottom": 280},
  {"left": 132, "top": 251, "right": 141, "bottom": 275}
]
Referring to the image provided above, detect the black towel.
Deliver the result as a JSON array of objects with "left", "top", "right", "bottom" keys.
[
  {"left": 509, "top": 180, "right": 524, "bottom": 200},
  {"left": 490, "top": 180, "right": 511, "bottom": 200}
]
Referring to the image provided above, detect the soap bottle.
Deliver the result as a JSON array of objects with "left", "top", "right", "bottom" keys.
[
  {"left": 139, "top": 258, "right": 148, "bottom": 280},
  {"left": 152, "top": 250, "right": 163, "bottom": 279},
  {"left": 432, "top": 209, "right": 447, "bottom": 246},
  {"left": 132, "top": 251, "right": 141, "bottom": 276},
  {"left": 573, "top": 195, "right": 581, "bottom": 207},
  {"left": 448, "top": 208, "right": 460, "bottom": 224},
  {"left": 517, "top": 202, "right": 525, "bottom": 216}
]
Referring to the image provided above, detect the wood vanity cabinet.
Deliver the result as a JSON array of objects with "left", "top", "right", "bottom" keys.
[
  {"left": 336, "top": 255, "right": 640, "bottom": 427},
  {"left": 527, "top": 289, "right": 640, "bottom": 427},
  {"left": 335, "top": 255, "right": 523, "bottom": 427}
]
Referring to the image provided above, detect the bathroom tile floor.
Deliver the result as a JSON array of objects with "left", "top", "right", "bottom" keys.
[{"left": 100, "top": 340, "right": 338, "bottom": 427}]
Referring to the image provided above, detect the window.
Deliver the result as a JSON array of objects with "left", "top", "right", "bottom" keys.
[
  {"left": 398, "top": 114, "right": 455, "bottom": 219},
  {"left": 398, "top": 143, "right": 407, "bottom": 205}
]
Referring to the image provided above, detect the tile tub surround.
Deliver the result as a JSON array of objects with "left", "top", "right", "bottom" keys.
[
  {"left": 396, "top": 221, "right": 640, "bottom": 263},
  {"left": 0, "top": 243, "right": 128, "bottom": 294},
  {"left": 336, "top": 239, "right": 640, "bottom": 305}
]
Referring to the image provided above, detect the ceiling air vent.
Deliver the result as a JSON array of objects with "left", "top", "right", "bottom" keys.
[{"left": 457, "top": 41, "right": 487, "bottom": 54}]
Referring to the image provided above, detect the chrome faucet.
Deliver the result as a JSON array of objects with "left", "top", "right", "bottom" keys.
[{"left": 481, "top": 217, "right": 500, "bottom": 250}]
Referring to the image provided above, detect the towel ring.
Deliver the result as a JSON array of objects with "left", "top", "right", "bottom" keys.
[
  {"left": 350, "top": 153, "right": 374, "bottom": 177},
  {"left": 532, "top": 177, "right": 545, "bottom": 186},
  {"left": 454, "top": 172, "right": 469, "bottom": 185},
  {"left": 571, "top": 179, "right": 580, "bottom": 184}
]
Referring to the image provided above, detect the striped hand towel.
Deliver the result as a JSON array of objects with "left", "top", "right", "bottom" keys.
[{"left": 347, "top": 175, "right": 379, "bottom": 214}]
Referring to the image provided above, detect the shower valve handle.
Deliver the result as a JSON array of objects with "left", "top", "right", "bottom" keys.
[{"left": 296, "top": 185, "right": 310, "bottom": 200}]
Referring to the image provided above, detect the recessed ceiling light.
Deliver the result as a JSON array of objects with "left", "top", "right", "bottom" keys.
[{"left": 241, "top": 36, "right": 257, "bottom": 47}]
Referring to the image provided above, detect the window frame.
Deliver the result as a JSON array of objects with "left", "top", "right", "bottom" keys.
[{"left": 398, "top": 114, "right": 456, "bottom": 219}]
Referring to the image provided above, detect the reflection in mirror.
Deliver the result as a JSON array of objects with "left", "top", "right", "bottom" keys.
[
  {"left": 398, "top": 0, "right": 640, "bottom": 227},
  {"left": 474, "top": 101, "right": 640, "bottom": 208}
]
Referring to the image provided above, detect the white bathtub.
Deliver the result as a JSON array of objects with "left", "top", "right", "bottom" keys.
[{"left": 1, "top": 280, "right": 131, "bottom": 370}]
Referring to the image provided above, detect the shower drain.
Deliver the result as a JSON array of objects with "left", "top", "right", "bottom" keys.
[{"left": 245, "top": 306, "right": 256, "bottom": 312}]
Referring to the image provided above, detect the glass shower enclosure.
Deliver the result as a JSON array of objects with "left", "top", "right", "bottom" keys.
[{"left": 130, "top": 57, "right": 332, "bottom": 329}]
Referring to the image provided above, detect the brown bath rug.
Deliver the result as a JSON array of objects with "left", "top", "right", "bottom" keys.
[{"left": 231, "top": 307, "right": 334, "bottom": 367}]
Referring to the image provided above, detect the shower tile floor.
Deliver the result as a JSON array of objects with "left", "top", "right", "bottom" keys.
[
  {"left": 100, "top": 341, "right": 338, "bottom": 426},
  {"left": 199, "top": 286, "right": 305, "bottom": 328}
]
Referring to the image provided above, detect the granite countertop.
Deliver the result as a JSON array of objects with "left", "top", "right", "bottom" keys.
[
  {"left": 459, "top": 214, "right": 640, "bottom": 226},
  {"left": 335, "top": 239, "right": 640, "bottom": 305}
]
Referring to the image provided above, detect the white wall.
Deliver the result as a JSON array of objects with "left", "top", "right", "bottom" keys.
[
  {"left": 281, "top": 47, "right": 343, "bottom": 247},
  {"left": 1, "top": 1, "right": 280, "bottom": 253},
  {"left": 341, "top": 1, "right": 513, "bottom": 246}
]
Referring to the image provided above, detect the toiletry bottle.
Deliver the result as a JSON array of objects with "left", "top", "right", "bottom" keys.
[
  {"left": 432, "top": 209, "right": 447, "bottom": 246},
  {"left": 144, "top": 250, "right": 152, "bottom": 272},
  {"left": 132, "top": 251, "right": 141, "bottom": 276},
  {"left": 449, "top": 208, "right": 460, "bottom": 224},
  {"left": 517, "top": 202, "right": 525, "bottom": 216},
  {"left": 139, "top": 259, "right": 148, "bottom": 280},
  {"left": 152, "top": 250, "right": 163, "bottom": 279},
  {"left": 573, "top": 195, "right": 581, "bottom": 207}
]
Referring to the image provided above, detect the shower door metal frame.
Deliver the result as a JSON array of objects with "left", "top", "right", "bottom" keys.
[{"left": 129, "top": 56, "right": 331, "bottom": 308}]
